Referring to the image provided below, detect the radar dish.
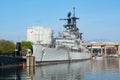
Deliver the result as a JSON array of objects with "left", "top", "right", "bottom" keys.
[{"left": 67, "top": 12, "right": 71, "bottom": 18}]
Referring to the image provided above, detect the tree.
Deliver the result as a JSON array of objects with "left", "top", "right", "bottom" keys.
[
  {"left": 0, "top": 40, "right": 15, "bottom": 55},
  {"left": 21, "top": 41, "right": 32, "bottom": 56}
]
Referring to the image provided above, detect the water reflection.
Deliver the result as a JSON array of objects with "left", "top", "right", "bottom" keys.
[
  {"left": 1, "top": 58, "right": 120, "bottom": 80},
  {"left": 85, "top": 58, "right": 120, "bottom": 80},
  {"left": 0, "top": 66, "right": 25, "bottom": 80},
  {"left": 28, "top": 61, "right": 90, "bottom": 80},
  {"left": 28, "top": 58, "right": 120, "bottom": 80},
  {"left": 26, "top": 66, "right": 35, "bottom": 80},
  {"left": 90, "top": 58, "right": 120, "bottom": 72}
]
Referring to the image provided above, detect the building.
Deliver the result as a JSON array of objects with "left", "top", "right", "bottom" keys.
[{"left": 27, "top": 26, "right": 53, "bottom": 45}]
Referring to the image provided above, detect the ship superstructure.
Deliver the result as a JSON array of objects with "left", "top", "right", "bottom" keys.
[{"left": 56, "top": 8, "right": 85, "bottom": 52}]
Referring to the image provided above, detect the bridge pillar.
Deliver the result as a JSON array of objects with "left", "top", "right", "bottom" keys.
[
  {"left": 114, "top": 45, "right": 118, "bottom": 54},
  {"left": 104, "top": 46, "right": 107, "bottom": 56},
  {"left": 118, "top": 45, "right": 120, "bottom": 55},
  {"left": 89, "top": 45, "right": 93, "bottom": 59},
  {"left": 101, "top": 45, "right": 106, "bottom": 56},
  {"left": 101, "top": 47, "right": 103, "bottom": 55},
  {"left": 90, "top": 46, "right": 92, "bottom": 53}
]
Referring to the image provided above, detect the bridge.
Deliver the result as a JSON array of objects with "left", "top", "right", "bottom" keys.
[{"left": 83, "top": 42, "right": 120, "bottom": 57}]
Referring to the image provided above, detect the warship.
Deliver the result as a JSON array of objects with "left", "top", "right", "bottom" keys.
[{"left": 32, "top": 8, "right": 91, "bottom": 62}]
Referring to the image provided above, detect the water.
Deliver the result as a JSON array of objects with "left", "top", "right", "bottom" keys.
[{"left": 0, "top": 57, "right": 120, "bottom": 80}]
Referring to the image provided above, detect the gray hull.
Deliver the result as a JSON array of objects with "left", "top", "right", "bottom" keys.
[{"left": 33, "top": 45, "right": 90, "bottom": 62}]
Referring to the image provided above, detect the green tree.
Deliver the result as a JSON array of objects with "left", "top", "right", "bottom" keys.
[
  {"left": 21, "top": 41, "right": 32, "bottom": 56},
  {"left": 0, "top": 40, "right": 15, "bottom": 55}
]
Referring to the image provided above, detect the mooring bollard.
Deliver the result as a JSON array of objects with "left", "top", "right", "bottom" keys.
[
  {"left": 26, "top": 56, "right": 35, "bottom": 80},
  {"left": 26, "top": 56, "right": 35, "bottom": 67}
]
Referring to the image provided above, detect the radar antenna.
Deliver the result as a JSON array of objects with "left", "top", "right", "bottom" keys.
[
  {"left": 60, "top": 7, "right": 79, "bottom": 31},
  {"left": 73, "top": 7, "right": 75, "bottom": 17},
  {"left": 67, "top": 12, "right": 71, "bottom": 18}
]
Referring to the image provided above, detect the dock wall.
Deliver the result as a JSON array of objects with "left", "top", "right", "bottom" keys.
[{"left": 0, "top": 56, "right": 26, "bottom": 67}]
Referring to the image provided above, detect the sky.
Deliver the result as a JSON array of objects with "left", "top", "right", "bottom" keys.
[{"left": 0, "top": 0, "right": 120, "bottom": 42}]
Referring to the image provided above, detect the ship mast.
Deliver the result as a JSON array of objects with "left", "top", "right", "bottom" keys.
[
  {"left": 72, "top": 7, "right": 79, "bottom": 31},
  {"left": 60, "top": 7, "right": 79, "bottom": 31},
  {"left": 60, "top": 7, "right": 83, "bottom": 40}
]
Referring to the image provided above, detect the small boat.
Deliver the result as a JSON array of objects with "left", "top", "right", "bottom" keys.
[{"left": 93, "top": 56, "right": 103, "bottom": 60}]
